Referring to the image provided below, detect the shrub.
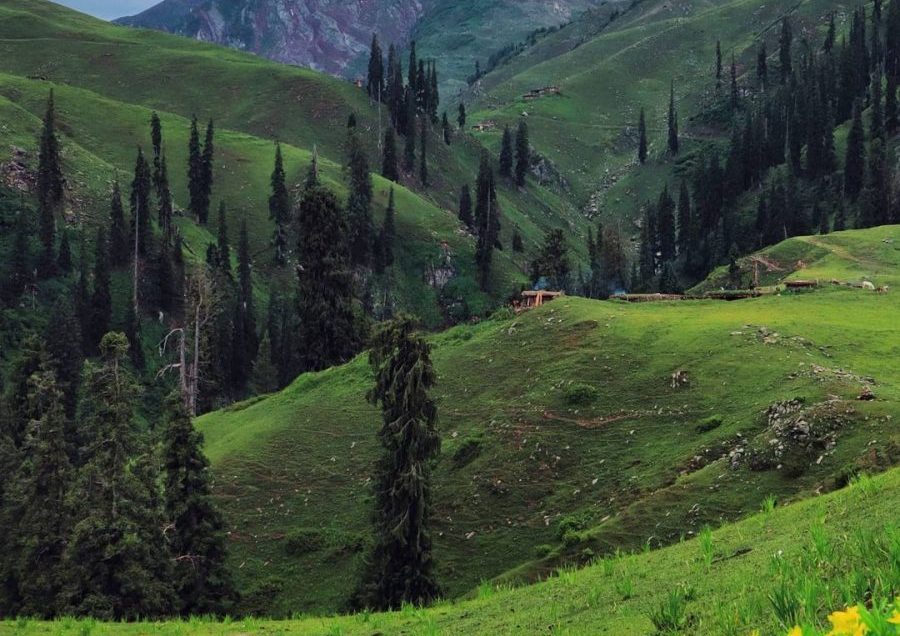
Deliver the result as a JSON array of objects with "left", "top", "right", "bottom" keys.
[
  {"left": 695, "top": 415, "right": 723, "bottom": 433},
  {"left": 563, "top": 382, "right": 598, "bottom": 405},
  {"left": 452, "top": 436, "right": 482, "bottom": 469},
  {"left": 284, "top": 529, "right": 322, "bottom": 556},
  {"left": 649, "top": 586, "right": 690, "bottom": 632}
]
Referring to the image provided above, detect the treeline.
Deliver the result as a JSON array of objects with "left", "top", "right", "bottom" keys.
[{"left": 633, "top": 3, "right": 900, "bottom": 292}]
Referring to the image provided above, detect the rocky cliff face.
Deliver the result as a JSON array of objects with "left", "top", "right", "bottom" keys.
[{"left": 117, "top": 0, "right": 426, "bottom": 76}]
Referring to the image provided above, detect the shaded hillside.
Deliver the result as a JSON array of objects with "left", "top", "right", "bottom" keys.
[{"left": 196, "top": 225, "right": 900, "bottom": 615}]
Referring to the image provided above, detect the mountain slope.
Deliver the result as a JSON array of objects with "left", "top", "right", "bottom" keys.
[
  {"left": 116, "top": 0, "right": 607, "bottom": 95},
  {"left": 194, "top": 224, "right": 900, "bottom": 615},
  {"left": 10, "top": 464, "right": 900, "bottom": 633}
]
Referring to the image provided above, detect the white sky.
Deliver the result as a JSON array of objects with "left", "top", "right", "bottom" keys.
[{"left": 53, "top": 0, "right": 159, "bottom": 20}]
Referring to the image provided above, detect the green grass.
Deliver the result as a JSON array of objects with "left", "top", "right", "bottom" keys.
[
  {"left": 168, "top": 225, "right": 900, "bottom": 615},
  {"left": 6, "top": 463, "right": 899, "bottom": 634}
]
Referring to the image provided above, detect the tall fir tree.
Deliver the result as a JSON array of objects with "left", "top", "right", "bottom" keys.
[
  {"left": 419, "top": 115, "right": 428, "bottom": 185},
  {"left": 199, "top": 119, "right": 215, "bottom": 225},
  {"left": 268, "top": 143, "right": 291, "bottom": 267},
  {"left": 514, "top": 119, "right": 530, "bottom": 187},
  {"left": 295, "top": 183, "right": 362, "bottom": 372},
  {"left": 129, "top": 148, "right": 152, "bottom": 257},
  {"left": 150, "top": 112, "right": 163, "bottom": 191},
  {"left": 43, "top": 297, "right": 83, "bottom": 419},
  {"left": 442, "top": 111, "right": 451, "bottom": 145},
  {"left": 157, "top": 155, "right": 174, "bottom": 241},
  {"left": 56, "top": 230, "right": 72, "bottom": 273},
  {"left": 64, "top": 333, "right": 174, "bottom": 619},
  {"left": 730, "top": 53, "right": 740, "bottom": 110},
  {"left": 161, "top": 393, "right": 236, "bottom": 615},
  {"left": 779, "top": 17, "right": 793, "bottom": 84},
  {"left": 457, "top": 102, "right": 467, "bottom": 129},
  {"left": 355, "top": 317, "right": 440, "bottom": 611},
  {"left": 381, "top": 128, "right": 399, "bottom": 182},
  {"left": 87, "top": 229, "right": 112, "bottom": 354},
  {"left": 637, "top": 107, "right": 648, "bottom": 164},
  {"left": 346, "top": 129, "right": 375, "bottom": 266},
  {"left": 499, "top": 125, "right": 514, "bottom": 176},
  {"left": 757, "top": 42, "right": 768, "bottom": 89},
  {"left": 37, "top": 92, "right": 64, "bottom": 277},
  {"left": 858, "top": 138, "right": 891, "bottom": 227},
  {"left": 231, "top": 219, "right": 257, "bottom": 394},
  {"left": 870, "top": 68, "right": 885, "bottom": 140},
  {"left": 667, "top": 81, "right": 679, "bottom": 154},
  {"left": 379, "top": 187, "right": 396, "bottom": 269},
  {"left": 108, "top": 181, "right": 130, "bottom": 266},
  {"left": 677, "top": 180, "right": 693, "bottom": 255},
  {"left": 886, "top": 72, "right": 898, "bottom": 133},
  {"left": 657, "top": 185, "right": 677, "bottom": 262},
  {"left": 187, "top": 116, "right": 204, "bottom": 224},
  {"left": 715, "top": 40, "right": 723, "bottom": 88},
  {"left": 367, "top": 34, "right": 384, "bottom": 100},
  {"left": 403, "top": 92, "right": 417, "bottom": 172},
  {"left": 844, "top": 100, "right": 866, "bottom": 200},
  {"left": 475, "top": 153, "right": 500, "bottom": 290},
  {"left": 216, "top": 202, "right": 231, "bottom": 279}
]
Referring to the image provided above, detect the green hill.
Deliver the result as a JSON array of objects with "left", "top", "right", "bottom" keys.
[
  {"left": 184, "top": 225, "right": 900, "bottom": 615},
  {"left": 0, "top": 0, "right": 588, "bottom": 326}
]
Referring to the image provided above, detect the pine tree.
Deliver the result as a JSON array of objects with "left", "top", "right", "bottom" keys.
[
  {"left": 367, "top": 34, "right": 384, "bottom": 100},
  {"left": 637, "top": 107, "right": 648, "bottom": 164},
  {"left": 216, "top": 202, "right": 231, "bottom": 279},
  {"left": 779, "top": 17, "right": 793, "bottom": 84},
  {"left": 870, "top": 68, "right": 885, "bottom": 140},
  {"left": 305, "top": 146, "right": 320, "bottom": 190},
  {"left": 499, "top": 125, "right": 514, "bottom": 176},
  {"left": 150, "top": 112, "right": 163, "bottom": 190},
  {"left": 64, "top": 333, "right": 174, "bottom": 619},
  {"left": 531, "top": 229, "right": 570, "bottom": 290},
  {"left": 458, "top": 184, "right": 474, "bottom": 230},
  {"left": 475, "top": 153, "right": 500, "bottom": 290},
  {"left": 74, "top": 236, "right": 90, "bottom": 354},
  {"left": 157, "top": 155, "right": 174, "bottom": 241},
  {"left": 2, "top": 207, "right": 32, "bottom": 307},
  {"left": 268, "top": 143, "right": 291, "bottom": 267},
  {"left": 886, "top": 72, "right": 899, "bottom": 134},
  {"left": 161, "top": 393, "right": 236, "bottom": 615},
  {"left": 442, "top": 111, "right": 451, "bottom": 145},
  {"left": 677, "top": 181, "right": 692, "bottom": 255},
  {"left": 667, "top": 81, "right": 679, "bottom": 154},
  {"left": 457, "top": 102, "right": 467, "bottom": 129},
  {"left": 419, "top": 116, "right": 428, "bottom": 185},
  {"left": 231, "top": 219, "right": 258, "bottom": 394},
  {"left": 87, "top": 229, "right": 112, "bottom": 354},
  {"left": 380, "top": 187, "right": 396, "bottom": 268},
  {"left": 416, "top": 60, "right": 427, "bottom": 114},
  {"left": 346, "top": 129, "right": 375, "bottom": 266},
  {"left": 657, "top": 185, "right": 677, "bottom": 262},
  {"left": 199, "top": 119, "right": 215, "bottom": 225},
  {"left": 757, "top": 43, "right": 768, "bottom": 89},
  {"left": 250, "top": 332, "right": 279, "bottom": 395},
  {"left": 844, "top": 101, "right": 866, "bottom": 200},
  {"left": 6, "top": 367, "right": 71, "bottom": 618},
  {"left": 658, "top": 261, "right": 681, "bottom": 293},
  {"left": 295, "top": 184, "right": 362, "bottom": 372},
  {"left": 37, "top": 91, "right": 64, "bottom": 277},
  {"left": 730, "top": 53, "right": 740, "bottom": 110},
  {"left": 188, "top": 116, "right": 204, "bottom": 223},
  {"left": 355, "top": 317, "right": 440, "bottom": 611},
  {"left": 824, "top": 12, "right": 836, "bottom": 52},
  {"left": 408, "top": 41, "right": 418, "bottom": 98},
  {"left": 43, "top": 297, "right": 83, "bottom": 418},
  {"left": 129, "top": 148, "right": 152, "bottom": 256},
  {"left": 123, "top": 301, "right": 145, "bottom": 371},
  {"left": 108, "top": 181, "right": 130, "bottom": 266},
  {"left": 859, "top": 138, "right": 891, "bottom": 227},
  {"left": 514, "top": 119, "right": 530, "bottom": 187},
  {"left": 512, "top": 230, "right": 524, "bottom": 252},
  {"left": 56, "top": 230, "right": 72, "bottom": 273},
  {"left": 381, "top": 128, "right": 399, "bottom": 182}
]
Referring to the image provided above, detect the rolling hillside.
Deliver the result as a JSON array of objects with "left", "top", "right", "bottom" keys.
[
  {"left": 8, "top": 464, "right": 899, "bottom": 633},
  {"left": 0, "top": 0, "right": 588, "bottom": 326},
  {"left": 192, "top": 224, "right": 900, "bottom": 615}
]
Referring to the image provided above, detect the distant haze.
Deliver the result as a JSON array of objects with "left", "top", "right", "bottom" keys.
[{"left": 53, "top": 0, "right": 158, "bottom": 20}]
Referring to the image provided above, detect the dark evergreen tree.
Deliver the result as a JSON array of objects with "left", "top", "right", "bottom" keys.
[
  {"left": 442, "top": 111, "right": 451, "bottom": 145},
  {"left": 382, "top": 128, "right": 399, "bottom": 182},
  {"left": 56, "top": 230, "right": 72, "bottom": 273},
  {"left": 6, "top": 367, "right": 71, "bottom": 618},
  {"left": 250, "top": 332, "right": 279, "bottom": 395},
  {"left": 871, "top": 68, "right": 885, "bottom": 140},
  {"left": 295, "top": 184, "right": 362, "bottom": 372},
  {"left": 268, "top": 143, "right": 291, "bottom": 267},
  {"left": 403, "top": 92, "right": 417, "bottom": 172},
  {"left": 43, "top": 297, "right": 83, "bottom": 418},
  {"left": 416, "top": 60, "right": 427, "bottom": 114},
  {"left": 367, "top": 34, "right": 385, "bottom": 99},
  {"left": 408, "top": 41, "right": 419, "bottom": 98},
  {"left": 187, "top": 116, "right": 204, "bottom": 224},
  {"left": 157, "top": 155, "right": 174, "bottom": 241},
  {"left": 886, "top": 72, "right": 898, "bottom": 134},
  {"left": 37, "top": 91, "right": 64, "bottom": 277},
  {"left": 346, "top": 129, "right": 375, "bottom": 266},
  {"left": 129, "top": 148, "right": 152, "bottom": 256},
  {"left": 474, "top": 153, "right": 500, "bottom": 290},
  {"left": 824, "top": 12, "right": 836, "bottom": 53},
  {"left": 657, "top": 185, "right": 677, "bottom": 262},
  {"left": 161, "top": 393, "right": 236, "bottom": 615},
  {"left": 231, "top": 219, "right": 257, "bottom": 394},
  {"left": 757, "top": 43, "right": 768, "bottom": 88},
  {"left": 858, "top": 138, "right": 891, "bottom": 227},
  {"left": 512, "top": 230, "right": 524, "bottom": 253},
  {"left": 123, "top": 301, "right": 145, "bottom": 371},
  {"left": 514, "top": 119, "right": 530, "bottom": 187},
  {"left": 779, "top": 17, "right": 793, "bottom": 84},
  {"left": 458, "top": 184, "right": 474, "bottom": 231},
  {"left": 844, "top": 101, "right": 866, "bottom": 200},
  {"left": 199, "top": 119, "right": 215, "bottom": 225},
  {"left": 355, "top": 317, "right": 440, "bottom": 611},
  {"left": 730, "top": 53, "right": 740, "bottom": 110},
  {"left": 716, "top": 40, "right": 723, "bottom": 88},
  {"left": 667, "top": 81, "right": 679, "bottom": 154},
  {"left": 216, "top": 202, "right": 231, "bottom": 279},
  {"left": 379, "top": 188, "right": 396, "bottom": 269},
  {"left": 63, "top": 333, "right": 174, "bottom": 619},
  {"left": 108, "top": 181, "right": 130, "bottom": 267},
  {"left": 531, "top": 229, "right": 570, "bottom": 290},
  {"left": 637, "top": 107, "right": 648, "bottom": 164},
  {"left": 658, "top": 261, "right": 681, "bottom": 293},
  {"left": 499, "top": 125, "right": 514, "bottom": 176},
  {"left": 3, "top": 336, "right": 50, "bottom": 448},
  {"left": 74, "top": 236, "right": 90, "bottom": 354},
  {"left": 150, "top": 112, "right": 163, "bottom": 191},
  {"left": 457, "top": 102, "right": 466, "bottom": 129},
  {"left": 677, "top": 180, "right": 692, "bottom": 255}
]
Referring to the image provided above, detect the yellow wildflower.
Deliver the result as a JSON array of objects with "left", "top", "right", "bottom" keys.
[
  {"left": 787, "top": 627, "right": 803, "bottom": 636},
  {"left": 827, "top": 605, "right": 868, "bottom": 636},
  {"left": 888, "top": 609, "right": 900, "bottom": 625}
]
